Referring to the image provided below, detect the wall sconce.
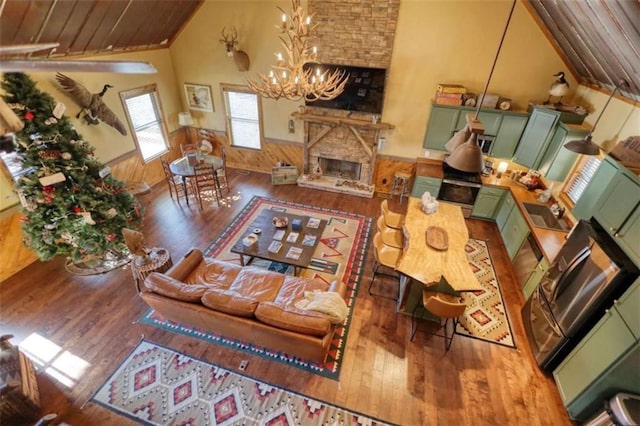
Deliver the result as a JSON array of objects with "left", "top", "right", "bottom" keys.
[
  {"left": 496, "top": 161, "right": 509, "bottom": 178},
  {"left": 288, "top": 119, "right": 295, "bottom": 133},
  {"left": 178, "top": 112, "right": 193, "bottom": 127}
]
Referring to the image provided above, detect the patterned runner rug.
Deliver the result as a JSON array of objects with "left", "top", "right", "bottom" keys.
[
  {"left": 456, "top": 239, "right": 515, "bottom": 348},
  {"left": 92, "top": 340, "right": 392, "bottom": 425},
  {"left": 140, "top": 196, "right": 373, "bottom": 380}
]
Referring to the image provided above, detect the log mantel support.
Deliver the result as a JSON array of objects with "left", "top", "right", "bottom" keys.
[{"left": 292, "top": 111, "right": 394, "bottom": 185}]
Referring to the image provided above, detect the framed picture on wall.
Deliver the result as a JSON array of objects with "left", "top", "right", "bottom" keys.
[{"left": 184, "top": 83, "right": 214, "bottom": 112}]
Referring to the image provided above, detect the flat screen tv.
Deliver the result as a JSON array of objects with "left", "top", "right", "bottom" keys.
[{"left": 304, "top": 64, "right": 387, "bottom": 114}]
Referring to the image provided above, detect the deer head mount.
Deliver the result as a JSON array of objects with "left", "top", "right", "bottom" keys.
[{"left": 220, "top": 27, "right": 250, "bottom": 72}]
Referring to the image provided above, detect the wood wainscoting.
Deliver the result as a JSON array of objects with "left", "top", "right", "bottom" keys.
[{"left": 373, "top": 155, "right": 415, "bottom": 196}]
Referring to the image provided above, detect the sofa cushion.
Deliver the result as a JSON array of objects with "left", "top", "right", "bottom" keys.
[
  {"left": 201, "top": 289, "right": 258, "bottom": 318},
  {"left": 167, "top": 248, "right": 204, "bottom": 282},
  {"left": 254, "top": 302, "right": 331, "bottom": 336},
  {"left": 273, "top": 276, "right": 330, "bottom": 307},
  {"left": 186, "top": 258, "right": 242, "bottom": 290},
  {"left": 228, "top": 267, "right": 284, "bottom": 302},
  {"left": 144, "top": 273, "right": 210, "bottom": 302}
]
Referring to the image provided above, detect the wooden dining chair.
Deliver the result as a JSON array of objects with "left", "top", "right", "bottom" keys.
[
  {"left": 216, "top": 147, "right": 229, "bottom": 194},
  {"left": 369, "top": 232, "right": 402, "bottom": 301},
  {"left": 376, "top": 215, "right": 404, "bottom": 249},
  {"left": 410, "top": 290, "right": 466, "bottom": 351},
  {"left": 380, "top": 199, "right": 405, "bottom": 229},
  {"left": 193, "top": 163, "right": 219, "bottom": 209},
  {"left": 161, "top": 159, "right": 189, "bottom": 205}
]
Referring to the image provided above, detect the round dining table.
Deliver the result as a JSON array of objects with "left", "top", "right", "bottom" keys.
[{"left": 169, "top": 154, "right": 224, "bottom": 205}]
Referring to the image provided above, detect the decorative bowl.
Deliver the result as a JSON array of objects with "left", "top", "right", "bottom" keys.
[{"left": 272, "top": 217, "right": 288, "bottom": 228}]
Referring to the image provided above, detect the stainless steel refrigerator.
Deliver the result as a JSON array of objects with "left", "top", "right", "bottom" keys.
[{"left": 522, "top": 219, "right": 639, "bottom": 373}]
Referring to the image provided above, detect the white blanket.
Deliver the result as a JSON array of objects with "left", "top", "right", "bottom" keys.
[{"left": 295, "top": 290, "right": 348, "bottom": 324}]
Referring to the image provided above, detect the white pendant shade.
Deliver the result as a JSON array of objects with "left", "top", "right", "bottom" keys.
[
  {"left": 444, "top": 125, "right": 471, "bottom": 152},
  {"left": 444, "top": 133, "right": 484, "bottom": 173}
]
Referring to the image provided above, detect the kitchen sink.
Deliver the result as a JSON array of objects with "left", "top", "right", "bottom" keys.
[{"left": 522, "top": 202, "right": 570, "bottom": 232}]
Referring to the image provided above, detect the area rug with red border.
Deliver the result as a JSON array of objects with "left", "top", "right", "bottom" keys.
[
  {"left": 140, "top": 196, "right": 373, "bottom": 380},
  {"left": 92, "top": 340, "right": 393, "bottom": 425}
]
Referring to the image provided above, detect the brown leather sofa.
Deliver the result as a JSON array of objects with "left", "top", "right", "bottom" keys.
[{"left": 139, "top": 248, "right": 346, "bottom": 363}]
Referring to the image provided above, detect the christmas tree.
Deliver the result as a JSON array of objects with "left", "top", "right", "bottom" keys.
[{"left": 1, "top": 72, "right": 143, "bottom": 262}]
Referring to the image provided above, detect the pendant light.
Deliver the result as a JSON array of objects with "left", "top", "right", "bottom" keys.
[
  {"left": 445, "top": 0, "right": 516, "bottom": 173},
  {"left": 564, "top": 79, "right": 628, "bottom": 156}
]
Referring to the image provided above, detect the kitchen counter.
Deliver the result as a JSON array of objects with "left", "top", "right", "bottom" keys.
[
  {"left": 481, "top": 174, "right": 569, "bottom": 262},
  {"left": 415, "top": 158, "right": 569, "bottom": 262}
]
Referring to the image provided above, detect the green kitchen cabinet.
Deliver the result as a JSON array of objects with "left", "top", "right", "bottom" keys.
[
  {"left": 496, "top": 191, "right": 516, "bottom": 232},
  {"left": 553, "top": 278, "right": 640, "bottom": 421},
  {"left": 471, "top": 186, "right": 506, "bottom": 219},
  {"left": 538, "top": 123, "right": 589, "bottom": 182},
  {"left": 501, "top": 205, "right": 530, "bottom": 260},
  {"left": 491, "top": 114, "right": 529, "bottom": 159},
  {"left": 455, "top": 110, "right": 502, "bottom": 136},
  {"left": 615, "top": 277, "right": 640, "bottom": 339},
  {"left": 411, "top": 176, "right": 442, "bottom": 198},
  {"left": 572, "top": 156, "right": 619, "bottom": 221},
  {"left": 521, "top": 257, "right": 549, "bottom": 301},
  {"left": 423, "top": 105, "right": 461, "bottom": 151},
  {"left": 593, "top": 167, "right": 640, "bottom": 265},
  {"left": 513, "top": 106, "right": 561, "bottom": 169}
]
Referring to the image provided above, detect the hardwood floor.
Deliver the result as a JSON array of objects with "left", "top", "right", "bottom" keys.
[{"left": 1, "top": 169, "right": 573, "bottom": 425}]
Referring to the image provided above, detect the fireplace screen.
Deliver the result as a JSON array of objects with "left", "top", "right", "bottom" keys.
[{"left": 320, "top": 157, "right": 361, "bottom": 180}]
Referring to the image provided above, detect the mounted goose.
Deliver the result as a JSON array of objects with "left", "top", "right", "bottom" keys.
[
  {"left": 55, "top": 73, "right": 127, "bottom": 136},
  {"left": 546, "top": 71, "right": 570, "bottom": 105}
]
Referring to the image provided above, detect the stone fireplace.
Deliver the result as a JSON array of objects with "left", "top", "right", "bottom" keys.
[{"left": 296, "top": 111, "right": 394, "bottom": 198}]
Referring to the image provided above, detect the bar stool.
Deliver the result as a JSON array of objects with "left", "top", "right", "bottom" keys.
[{"left": 391, "top": 171, "right": 412, "bottom": 203}]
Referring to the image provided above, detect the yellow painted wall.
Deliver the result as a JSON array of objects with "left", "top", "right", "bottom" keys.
[
  {"left": 0, "top": 48, "right": 180, "bottom": 211},
  {"left": 169, "top": 0, "right": 305, "bottom": 143}
]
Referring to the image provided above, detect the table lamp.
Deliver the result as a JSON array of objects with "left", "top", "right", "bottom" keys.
[{"left": 496, "top": 161, "right": 508, "bottom": 178}]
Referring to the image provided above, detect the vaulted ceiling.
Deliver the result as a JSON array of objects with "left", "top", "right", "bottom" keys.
[{"left": 0, "top": 0, "right": 638, "bottom": 101}]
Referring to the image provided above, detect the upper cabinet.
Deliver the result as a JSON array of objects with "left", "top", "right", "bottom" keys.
[
  {"left": 538, "top": 123, "right": 589, "bottom": 182},
  {"left": 512, "top": 107, "right": 561, "bottom": 169},
  {"left": 423, "top": 104, "right": 528, "bottom": 157},
  {"left": 572, "top": 156, "right": 619, "bottom": 221}
]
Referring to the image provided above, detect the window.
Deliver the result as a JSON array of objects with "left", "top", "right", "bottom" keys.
[
  {"left": 564, "top": 156, "right": 601, "bottom": 203},
  {"left": 221, "top": 84, "right": 263, "bottom": 149},
  {"left": 120, "top": 84, "right": 170, "bottom": 162}
]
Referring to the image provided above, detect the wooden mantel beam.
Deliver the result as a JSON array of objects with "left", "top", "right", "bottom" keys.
[{"left": 292, "top": 111, "right": 394, "bottom": 131}]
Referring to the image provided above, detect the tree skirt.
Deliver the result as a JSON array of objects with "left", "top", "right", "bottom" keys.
[
  {"left": 65, "top": 251, "right": 131, "bottom": 276},
  {"left": 456, "top": 239, "right": 516, "bottom": 348},
  {"left": 140, "top": 196, "right": 373, "bottom": 380},
  {"left": 92, "top": 340, "right": 392, "bottom": 425}
]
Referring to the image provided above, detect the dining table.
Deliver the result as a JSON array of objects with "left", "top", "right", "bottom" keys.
[
  {"left": 395, "top": 197, "right": 482, "bottom": 312},
  {"left": 169, "top": 154, "right": 224, "bottom": 205}
]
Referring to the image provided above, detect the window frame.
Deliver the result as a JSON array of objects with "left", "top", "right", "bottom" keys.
[
  {"left": 220, "top": 83, "right": 264, "bottom": 150},
  {"left": 119, "top": 84, "right": 170, "bottom": 163}
]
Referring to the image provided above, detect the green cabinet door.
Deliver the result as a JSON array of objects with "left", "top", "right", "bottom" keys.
[
  {"left": 615, "top": 277, "right": 640, "bottom": 339},
  {"left": 553, "top": 309, "right": 637, "bottom": 418},
  {"left": 411, "top": 176, "right": 442, "bottom": 198},
  {"left": 572, "top": 156, "right": 618, "bottom": 221},
  {"left": 455, "top": 110, "right": 503, "bottom": 135},
  {"left": 539, "top": 123, "right": 589, "bottom": 182},
  {"left": 593, "top": 170, "right": 640, "bottom": 237},
  {"left": 521, "top": 257, "right": 549, "bottom": 301},
  {"left": 501, "top": 206, "right": 529, "bottom": 260},
  {"left": 492, "top": 114, "right": 529, "bottom": 159},
  {"left": 513, "top": 107, "right": 561, "bottom": 169},
  {"left": 496, "top": 192, "right": 516, "bottom": 232},
  {"left": 471, "top": 186, "right": 506, "bottom": 219},
  {"left": 615, "top": 208, "right": 640, "bottom": 267},
  {"left": 423, "top": 106, "right": 460, "bottom": 151}
]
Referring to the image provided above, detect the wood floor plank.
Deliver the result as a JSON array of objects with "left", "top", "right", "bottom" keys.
[{"left": 0, "top": 169, "right": 574, "bottom": 425}]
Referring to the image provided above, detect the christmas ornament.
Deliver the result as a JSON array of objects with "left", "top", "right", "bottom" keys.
[
  {"left": 107, "top": 234, "right": 117, "bottom": 242},
  {"left": 53, "top": 102, "right": 66, "bottom": 119},
  {"left": 61, "top": 152, "right": 72, "bottom": 160},
  {"left": 78, "top": 211, "right": 95, "bottom": 225},
  {"left": 44, "top": 117, "right": 58, "bottom": 125},
  {"left": 38, "top": 172, "right": 66, "bottom": 186},
  {"left": 24, "top": 111, "right": 34, "bottom": 120},
  {"left": 106, "top": 208, "right": 118, "bottom": 218}
]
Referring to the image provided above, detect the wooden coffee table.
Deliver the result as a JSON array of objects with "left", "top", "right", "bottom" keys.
[{"left": 230, "top": 209, "right": 327, "bottom": 275}]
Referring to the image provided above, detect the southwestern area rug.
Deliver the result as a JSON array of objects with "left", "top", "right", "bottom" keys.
[
  {"left": 140, "top": 196, "right": 373, "bottom": 380},
  {"left": 92, "top": 340, "right": 392, "bottom": 426},
  {"left": 455, "top": 239, "right": 516, "bottom": 348}
]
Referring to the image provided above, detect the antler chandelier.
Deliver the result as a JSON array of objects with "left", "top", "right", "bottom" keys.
[{"left": 247, "top": 0, "right": 348, "bottom": 102}]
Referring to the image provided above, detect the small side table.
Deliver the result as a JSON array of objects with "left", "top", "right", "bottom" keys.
[{"left": 130, "top": 247, "right": 173, "bottom": 291}]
